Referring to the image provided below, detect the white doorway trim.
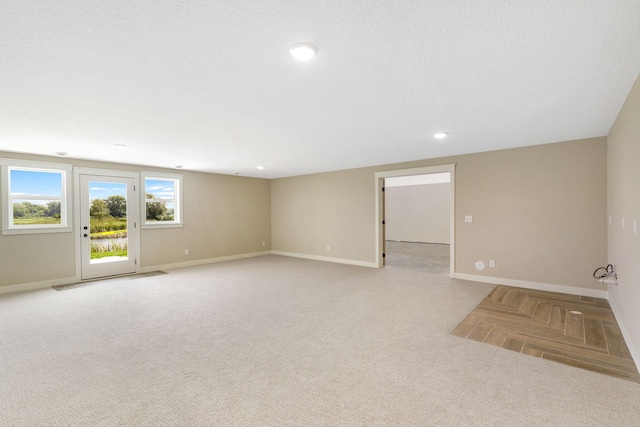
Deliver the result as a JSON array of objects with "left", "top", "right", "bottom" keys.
[
  {"left": 374, "top": 164, "right": 456, "bottom": 277},
  {"left": 73, "top": 167, "right": 141, "bottom": 280}
]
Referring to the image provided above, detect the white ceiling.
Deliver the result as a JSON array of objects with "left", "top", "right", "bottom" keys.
[{"left": 1, "top": 1, "right": 639, "bottom": 179}]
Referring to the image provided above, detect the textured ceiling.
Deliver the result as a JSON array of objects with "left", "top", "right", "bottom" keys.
[{"left": 1, "top": 1, "right": 639, "bottom": 178}]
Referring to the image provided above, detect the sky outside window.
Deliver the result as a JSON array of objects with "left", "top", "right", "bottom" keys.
[
  {"left": 10, "top": 169, "right": 62, "bottom": 197},
  {"left": 146, "top": 179, "right": 175, "bottom": 200}
]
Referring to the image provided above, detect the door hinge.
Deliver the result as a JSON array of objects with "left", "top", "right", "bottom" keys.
[
  {"left": 135, "top": 259, "right": 137, "bottom": 265},
  {"left": 382, "top": 187, "right": 385, "bottom": 192},
  {"left": 382, "top": 220, "right": 385, "bottom": 225},
  {"left": 382, "top": 253, "right": 386, "bottom": 258}
]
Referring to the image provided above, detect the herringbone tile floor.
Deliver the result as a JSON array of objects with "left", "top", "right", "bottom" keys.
[{"left": 452, "top": 285, "right": 640, "bottom": 382}]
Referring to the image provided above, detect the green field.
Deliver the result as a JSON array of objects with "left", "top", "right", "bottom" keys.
[{"left": 13, "top": 217, "right": 61, "bottom": 225}]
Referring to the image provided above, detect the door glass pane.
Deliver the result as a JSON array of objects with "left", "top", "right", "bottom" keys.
[{"left": 89, "top": 181, "right": 128, "bottom": 264}]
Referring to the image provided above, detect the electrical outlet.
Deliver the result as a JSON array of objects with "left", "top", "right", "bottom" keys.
[
  {"left": 184, "top": 249, "right": 189, "bottom": 255},
  {"left": 262, "top": 241, "right": 266, "bottom": 246},
  {"left": 465, "top": 216, "right": 472, "bottom": 223},
  {"left": 326, "top": 245, "right": 330, "bottom": 251},
  {"left": 489, "top": 260, "right": 495, "bottom": 268}
]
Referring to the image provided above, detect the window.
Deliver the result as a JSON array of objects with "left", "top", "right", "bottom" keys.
[
  {"left": 1, "top": 159, "right": 73, "bottom": 234},
  {"left": 141, "top": 172, "right": 183, "bottom": 228}
]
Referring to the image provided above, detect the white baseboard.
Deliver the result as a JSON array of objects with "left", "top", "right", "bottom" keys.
[
  {"left": 607, "top": 297, "right": 640, "bottom": 372},
  {"left": 271, "top": 250, "right": 378, "bottom": 268},
  {"left": 0, "top": 276, "right": 80, "bottom": 295},
  {"left": 453, "top": 272, "right": 609, "bottom": 299},
  {"left": 0, "top": 251, "right": 271, "bottom": 295},
  {"left": 140, "top": 251, "right": 271, "bottom": 273}
]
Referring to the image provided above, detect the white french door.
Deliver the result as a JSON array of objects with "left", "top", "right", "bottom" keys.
[{"left": 79, "top": 174, "right": 138, "bottom": 280}]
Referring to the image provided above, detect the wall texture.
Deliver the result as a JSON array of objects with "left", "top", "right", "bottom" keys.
[
  {"left": 385, "top": 183, "right": 450, "bottom": 244},
  {"left": 272, "top": 137, "right": 608, "bottom": 291},
  {"left": 0, "top": 152, "right": 271, "bottom": 289},
  {"left": 607, "top": 74, "right": 640, "bottom": 359}
]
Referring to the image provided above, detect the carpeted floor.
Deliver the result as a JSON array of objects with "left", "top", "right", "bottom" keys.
[{"left": 1, "top": 255, "right": 639, "bottom": 426}]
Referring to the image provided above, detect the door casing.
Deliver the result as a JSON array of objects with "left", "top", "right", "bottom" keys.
[
  {"left": 74, "top": 168, "right": 141, "bottom": 281},
  {"left": 374, "top": 164, "right": 456, "bottom": 277}
]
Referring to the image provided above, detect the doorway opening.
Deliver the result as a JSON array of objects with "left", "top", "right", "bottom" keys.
[
  {"left": 385, "top": 173, "right": 451, "bottom": 274},
  {"left": 374, "top": 164, "right": 455, "bottom": 277}
]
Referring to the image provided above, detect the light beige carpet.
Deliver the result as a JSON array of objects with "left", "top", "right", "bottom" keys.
[{"left": 1, "top": 255, "right": 639, "bottom": 426}]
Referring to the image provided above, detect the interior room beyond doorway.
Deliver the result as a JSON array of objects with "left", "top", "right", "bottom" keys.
[{"left": 385, "top": 172, "right": 451, "bottom": 274}]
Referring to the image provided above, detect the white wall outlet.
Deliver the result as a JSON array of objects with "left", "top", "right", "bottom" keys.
[
  {"left": 184, "top": 249, "right": 189, "bottom": 255},
  {"left": 465, "top": 216, "right": 472, "bottom": 223},
  {"left": 489, "top": 260, "right": 496, "bottom": 268},
  {"left": 262, "top": 241, "right": 266, "bottom": 246},
  {"left": 326, "top": 245, "right": 330, "bottom": 251}
]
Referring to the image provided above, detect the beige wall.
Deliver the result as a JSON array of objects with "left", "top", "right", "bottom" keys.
[
  {"left": 0, "top": 152, "right": 271, "bottom": 289},
  {"left": 272, "top": 137, "right": 608, "bottom": 291},
  {"left": 607, "top": 75, "right": 640, "bottom": 356},
  {"left": 386, "top": 183, "right": 450, "bottom": 244}
]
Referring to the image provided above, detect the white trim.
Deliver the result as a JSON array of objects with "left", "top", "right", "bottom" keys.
[
  {"left": 271, "top": 250, "right": 378, "bottom": 268},
  {"left": 141, "top": 170, "right": 184, "bottom": 180},
  {"left": 607, "top": 297, "right": 640, "bottom": 372},
  {"left": 73, "top": 167, "right": 140, "bottom": 178},
  {"left": 1, "top": 160, "right": 73, "bottom": 234},
  {"left": 0, "top": 158, "right": 73, "bottom": 170},
  {"left": 0, "top": 251, "right": 271, "bottom": 295},
  {"left": 453, "top": 272, "right": 609, "bottom": 299},
  {"left": 374, "top": 164, "right": 456, "bottom": 276},
  {"left": 73, "top": 169, "right": 142, "bottom": 280},
  {"left": 139, "top": 251, "right": 271, "bottom": 272},
  {"left": 141, "top": 171, "right": 183, "bottom": 227},
  {"left": 0, "top": 276, "right": 79, "bottom": 295},
  {"left": 1, "top": 227, "right": 73, "bottom": 235}
]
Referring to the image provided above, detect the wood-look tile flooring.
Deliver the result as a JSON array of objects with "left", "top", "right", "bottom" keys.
[{"left": 452, "top": 285, "right": 640, "bottom": 382}]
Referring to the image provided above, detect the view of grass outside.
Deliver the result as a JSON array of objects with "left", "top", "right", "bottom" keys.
[
  {"left": 10, "top": 168, "right": 64, "bottom": 227},
  {"left": 12, "top": 201, "right": 61, "bottom": 225},
  {"left": 145, "top": 193, "right": 175, "bottom": 222},
  {"left": 89, "top": 194, "right": 128, "bottom": 260}
]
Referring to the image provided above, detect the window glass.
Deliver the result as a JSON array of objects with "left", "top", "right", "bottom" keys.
[
  {"left": 143, "top": 176, "right": 182, "bottom": 226},
  {"left": 1, "top": 160, "right": 72, "bottom": 234}
]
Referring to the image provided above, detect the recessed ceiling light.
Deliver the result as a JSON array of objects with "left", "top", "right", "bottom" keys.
[
  {"left": 434, "top": 133, "right": 448, "bottom": 139},
  {"left": 257, "top": 165, "right": 265, "bottom": 170},
  {"left": 55, "top": 151, "right": 68, "bottom": 157},
  {"left": 290, "top": 43, "right": 317, "bottom": 61},
  {"left": 114, "top": 143, "right": 127, "bottom": 149}
]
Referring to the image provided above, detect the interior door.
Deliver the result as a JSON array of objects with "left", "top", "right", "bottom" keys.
[
  {"left": 80, "top": 175, "right": 138, "bottom": 280},
  {"left": 382, "top": 179, "right": 386, "bottom": 266}
]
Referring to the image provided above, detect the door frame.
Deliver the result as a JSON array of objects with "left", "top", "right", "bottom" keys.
[
  {"left": 73, "top": 167, "right": 141, "bottom": 280},
  {"left": 374, "top": 164, "right": 456, "bottom": 277}
]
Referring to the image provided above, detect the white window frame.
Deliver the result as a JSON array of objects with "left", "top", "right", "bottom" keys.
[
  {"left": 141, "top": 171, "right": 183, "bottom": 228},
  {"left": 1, "top": 158, "right": 73, "bottom": 235}
]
